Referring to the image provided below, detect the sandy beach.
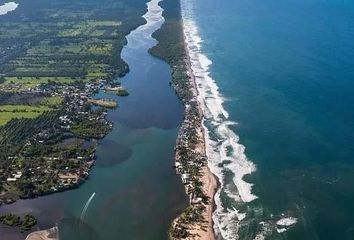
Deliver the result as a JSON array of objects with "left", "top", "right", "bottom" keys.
[
  {"left": 183, "top": 54, "right": 218, "bottom": 240},
  {"left": 169, "top": 17, "right": 218, "bottom": 238},
  {"left": 25, "top": 227, "right": 58, "bottom": 240},
  {"left": 186, "top": 166, "right": 217, "bottom": 240}
]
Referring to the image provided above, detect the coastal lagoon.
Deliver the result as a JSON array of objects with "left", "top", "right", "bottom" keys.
[
  {"left": 0, "top": 2, "right": 18, "bottom": 15},
  {"left": 182, "top": 0, "right": 354, "bottom": 239},
  {"left": 0, "top": 0, "right": 187, "bottom": 239}
]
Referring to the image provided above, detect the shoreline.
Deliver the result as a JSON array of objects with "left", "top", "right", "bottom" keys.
[
  {"left": 147, "top": 0, "right": 219, "bottom": 238},
  {"left": 22, "top": 0, "right": 175, "bottom": 238},
  {"left": 23, "top": 0, "right": 217, "bottom": 238},
  {"left": 0, "top": 79, "right": 111, "bottom": 206},
  {"left": 179, "top": 41, "right": 218, "bottom": 239},
  {"left": 167, "top": 2, "right": 218, "bottom": 239},
  {"left": 25, "top": 226, "right": 58, "bottom": 240}
]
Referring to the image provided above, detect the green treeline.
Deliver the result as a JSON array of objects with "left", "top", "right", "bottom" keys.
[{"left": 0, "top": 214, "right": 37, "bottom": 231}]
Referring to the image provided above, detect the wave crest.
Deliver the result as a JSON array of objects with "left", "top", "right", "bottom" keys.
[{"left": 180, "top": 0, "right": 258, "bottom": 239}]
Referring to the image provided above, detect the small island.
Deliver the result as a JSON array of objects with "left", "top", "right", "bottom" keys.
[
  {"left": 105, "top": 84, "right": 129, "bottom": 96},
  {"left": 88, "top": 98, "right": 118, "bottom": 108},
  {"left": 0, "top": 213, "right": 37, "bottom": 231}
]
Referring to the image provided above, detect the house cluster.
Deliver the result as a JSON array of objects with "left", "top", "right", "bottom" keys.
[
  {"left": 5, "top": 157, "right": 22, "bottom": 183},
  {"left": 0, "top": 78, "right": 110, "bottom": 202},
  {"left": 6, "top": 171, "right": 22, "bottom": 182},
  {"left": 55, "top": 80, "right": 108, "bottom": 118},
  {"left": 32, "top": 129, "right": 51, "bottom": 144},
  {"left": 52, "top": 156, "right": 94, "bottom": 192},
  {"left": 169, "top": 54, "right": 212, "bottom": 239},
  {"left": 174, "top": 101, "right": 206, "bottom": 200}
]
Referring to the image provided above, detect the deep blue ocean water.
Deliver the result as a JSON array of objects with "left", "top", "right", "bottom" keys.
[{"left": 189, "top": 0, "right": 354, "bottom": 239}]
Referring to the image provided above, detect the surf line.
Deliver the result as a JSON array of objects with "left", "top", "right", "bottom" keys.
[
  {"left": 0, "top": 2, "right": 18, "bottom": 16},
  {"left": 180, "top": 0, "right": 259, "bottom": 238}
]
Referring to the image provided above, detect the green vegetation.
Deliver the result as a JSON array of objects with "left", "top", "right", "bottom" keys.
[
  {"left": 72, "top": 118, "right": 111, "bottom": 139},
  {"left": 0, "top": 0, "right": 148, "bottom": 92},
  {"left": 39, "top": 96, "right": 63, "bottom": 108},
  {"left": 1, "top": 77, "right": 78, "bottom": 91},
  {"left": 0, "top": 104, "right": 51, "bottom": 126},
  {"left": 116, "top": 88, "right": 129, "bottom": 96},
  {"left": 88, "top": 98, "right": 118, "bottom": 108},
  {"left": 21, "top": 214, "right": 37, "bottom": 231},
  {"left": 150, "top": 0, "right": 212, "bottom": 238},
  {"left": 149, "top": 0, "right": 192, "bottom": 102},
  {"left": 0, "top": 107, "right": 105, "bottom": 200},
  {"left": 0, "top": 111, "right": 61, "bottom": 168},
  {"left": 0, "top": 105, "right": 50, "bottom": 112},
  {"left": 0, "top": 214, "right": 20, "bottom": 226},
  {"left": 105, "top": 85, "right": 129, "bottom": 96},
  {"left": 58, "top": 20, "right": 122, "bottom": 37},
  {"left": 0, "top": 213, "right": 37, "bottom": 231},
  {"left": 0, "top": 0, "right": 146, "bottom": 206}
]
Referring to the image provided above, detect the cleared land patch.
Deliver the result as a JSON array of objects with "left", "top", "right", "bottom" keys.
[
  {"left": 0, "top": 18, "right": 127, "bottom": 91},
  {"left": 0, "top": 105, "right": 51, "bottom": 126}
]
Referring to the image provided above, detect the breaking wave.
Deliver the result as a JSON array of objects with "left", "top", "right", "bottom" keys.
[
  {"left": 180, "top": 0, "right": 258, "bottom": 238},
  {"left": 0, "top": 2, "right": 18, "bottom": 16}
]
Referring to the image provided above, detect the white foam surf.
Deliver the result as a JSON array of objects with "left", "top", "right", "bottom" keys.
[
  {"left": 180, "top": 0, "right": 258, "bottom": 239},
  {"left": 275, "top": 217, "right": 297, "bottom": 233},
  {"left": 276, "top": 217, "right": 297, "bottom": 227},
  {"left": 0, "top": 2, "right": 18, "bottom": 16},
  {"left": 80, "top": 192, "right": 96, "bottom": 221}
]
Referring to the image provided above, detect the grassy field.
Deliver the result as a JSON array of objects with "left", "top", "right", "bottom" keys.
[
  {"left": 0, "top": 77, "right": 80, "bottom": 92},
  {"left": 39, "top": 96, "right": 63, "bottom": 107},
  {"left": 0, "top": 5, "right": 136, "bottom": 90},
  {"left": 5, "top": 35, "right": 116, "bottom": 80},
  {"left": 4, "top": 77, "right": 79, "bottom": 84},
  {"left": 0, "top": 105, "right": 52, "bottom": 126},
  {"left": 58, "top": 20, "right": 121, "bottom": 37}
]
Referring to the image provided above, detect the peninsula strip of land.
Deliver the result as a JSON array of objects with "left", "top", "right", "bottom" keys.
[{"left": 150, "top": 0, "right": 217, "bottom": 239}]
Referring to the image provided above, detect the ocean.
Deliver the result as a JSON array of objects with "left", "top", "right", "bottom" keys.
[{"left": 181, "top": 0, "right": 354, "bottom": 239}]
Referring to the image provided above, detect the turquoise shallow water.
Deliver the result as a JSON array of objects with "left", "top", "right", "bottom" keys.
[{"left": 187, "top": 0, "right": 354, "bottom": 239}]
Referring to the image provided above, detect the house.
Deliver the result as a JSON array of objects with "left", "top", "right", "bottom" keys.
[
  {"left": 182, "top": 173, "right": 190, "bottom": 184},
  {"left": 175, "top": 162, "right": 183, "bottom": 174},
  {"left": 13, "top": 171, "right": 22, "bottom": 179}
]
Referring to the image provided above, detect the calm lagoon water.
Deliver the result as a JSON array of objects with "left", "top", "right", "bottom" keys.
[{"left": 0, "top": 0, "right": 187, "bottom": 239}]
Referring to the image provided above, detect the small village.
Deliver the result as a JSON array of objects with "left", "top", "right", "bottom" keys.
[
  {"left": 0, "top": 78, "right": 120, "bottom": 205},
  {"left": 167, "top": 52, "right": 213, "bottom": 238},
  {"left": 172, "top": 99, "right": 211, "bottom": 239}
]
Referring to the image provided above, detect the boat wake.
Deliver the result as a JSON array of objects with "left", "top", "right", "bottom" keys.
[{"left": 80, "top": 192, "right": 96, "bottom": 221}]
